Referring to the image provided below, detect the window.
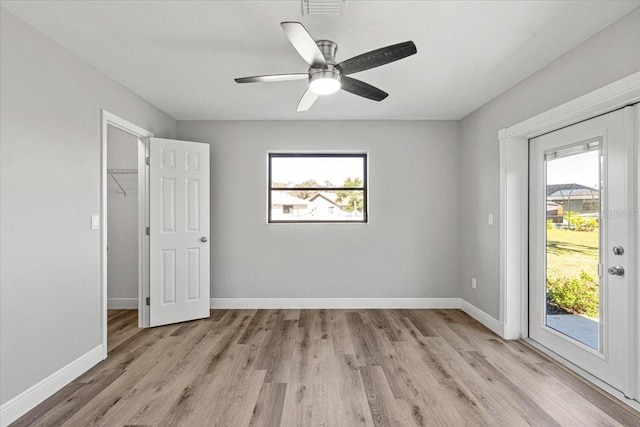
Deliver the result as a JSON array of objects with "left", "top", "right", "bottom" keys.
[{"left": 268, "top": 153, "right": 367, "bottom": 223}]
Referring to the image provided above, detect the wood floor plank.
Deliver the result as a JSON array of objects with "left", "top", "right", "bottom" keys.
[
  {"left": 397, "top": 322, "right": 493, "bottom": 426},
  {"left": 450, "top": 325, "right": 623, "bottom": 426},
  {"left": 282, "top": 309, "right": 300, "bottom": 321},
  {"left": 329, "top": 309, "right": 355, "bottom": 355},
  {"left": 537, "top": 362, "right": 640, "bottom": 427},
  {"left": 379, "top": 344, "right": 471, "bottom": 426},
  {"left": 421, "top": 336, "right": 530, "bottom": 426},
  {"left": 237, "top": 309, "right": 268, "bottom": 344},
  {"left": 12, "top": 309, "right": 640, "bottom": 427},
  {"left": 209, "top": 309, "right": 228, "bottom": 321},
  {"left": 345, "top": 311, "right": 384, "bottom": 366},
  {"left": 61, "top": 322, "right": 218, "bottom": 426},
  {"left": 358, "top": 365, "right": 396, "bottom": 426},
  {"left": 464, "top": 350, "right": 562, "bottom": 427},
  {"left": 9, "top": 382, "right": 85, "bottom": 427},
  {"left": 249, "top": 383, "right": 287, "bottom": 427},
  {"left": 24, "top": 369, "right": 125, "bottom": 427}
]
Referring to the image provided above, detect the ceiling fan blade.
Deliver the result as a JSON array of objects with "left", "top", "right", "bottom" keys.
[
  {"left": 337, "top": 41, "right": 417, "bottom": 75},
  {"left": 297, "top": 88, "right": 319, "bottom": 112},
  {"left": 235, "top": 74, "right": 308, "bottom": 84},
  {"left": 340, "top": 76, "right": 388, "bottom": 101},
  {"left": 281, "top": 22, "right": 327, "bottom": 68}
]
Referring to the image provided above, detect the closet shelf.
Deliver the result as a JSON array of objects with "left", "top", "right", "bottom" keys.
[{"left": 107, "top": 169, "right": 137, "bottom": 197}]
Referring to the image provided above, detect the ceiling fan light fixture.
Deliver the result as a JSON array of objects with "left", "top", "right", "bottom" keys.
[
  {"left": 309, "top": 69, "right": 341, "bottom": 95},
  {"left": 310, "top": 77, "right": 341, "bottom": 95}
]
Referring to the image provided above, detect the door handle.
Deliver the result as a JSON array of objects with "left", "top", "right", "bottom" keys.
[
  {"left": 612, "top": 246, "right": 624, "bottom": 255},
  {"left": 608, "top": 266, "right": 624, "bottom": 276},
  {"left": 201, "top": 236, "right": 208, "bottom": 243}
]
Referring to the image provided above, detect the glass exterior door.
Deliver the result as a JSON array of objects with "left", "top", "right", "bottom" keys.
[{"left": 529, "top": 108, "right": 632, "bottom": 395}]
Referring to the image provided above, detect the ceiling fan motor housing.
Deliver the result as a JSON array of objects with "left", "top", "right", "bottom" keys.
[
  {"left": 309, "top": 40, "right": 341, "bottom": 94},
  {"left": 316, "top": 40, "right": 338, "bottom": 64}
]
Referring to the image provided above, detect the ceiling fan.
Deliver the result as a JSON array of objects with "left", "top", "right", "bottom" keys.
[{"left": 234, "top": 22, "right": 417, "bottom": 112}]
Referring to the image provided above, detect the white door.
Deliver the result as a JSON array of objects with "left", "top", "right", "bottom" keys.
[
  {"left": 149, "top": 138, "right": 210, "bottom": 327},
  {"left": 529, "top": 108, "right": 635, "bottom": 396}
]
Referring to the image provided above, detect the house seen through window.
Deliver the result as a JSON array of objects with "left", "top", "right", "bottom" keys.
[{"left": 268, "top": 153, "right": 367, "bottom": 223}]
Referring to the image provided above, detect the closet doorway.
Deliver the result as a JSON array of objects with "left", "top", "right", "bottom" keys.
[
  {"left": 101, "top": 111, "right": 152, "bottom": 355},
  {"left": 106, "top": 125, "right": 144, "bottom": 348}
]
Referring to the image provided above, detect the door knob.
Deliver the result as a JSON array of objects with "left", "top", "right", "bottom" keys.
[
  {"left": 612, "top": 246, "right": 624, "bottom": 255},
  {"left": 201, "top": 236, "right": 208, "bottom": 243},
  {"left": 608, "top": 266, "right": 624, "bottom": 276}
]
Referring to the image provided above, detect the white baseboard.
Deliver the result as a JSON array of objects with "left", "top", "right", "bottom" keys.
[
  {"left": 0, "top": 345, "right": 104, "bottom": 427},
  {"left": 210, "top": 297, "right": 462, "bottom": 310},
  {"left": 107, "top": 298, "right": 138, "bottom": 309},
  {"left": 460, "top": 299, "right": 505, "bottom": 337}
]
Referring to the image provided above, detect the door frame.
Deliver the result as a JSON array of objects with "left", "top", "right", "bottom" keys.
[
  {"left": 498, "top": 71, "right": 640, "bottom": 404},
  {"left": 100, "top": 110, "right": 153, "bottom": 358}
]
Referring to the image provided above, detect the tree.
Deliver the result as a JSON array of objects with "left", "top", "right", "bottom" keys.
[{"left": 336, "top": 177, "right": 363, "bottom": 213}]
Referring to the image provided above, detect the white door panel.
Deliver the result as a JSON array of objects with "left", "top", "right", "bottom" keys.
[
  {"left": 529, "top": 108, "right": 635, "bottom": 395},
  {"left": 150, "top": 138, "right": 210, "bottom": 327}
]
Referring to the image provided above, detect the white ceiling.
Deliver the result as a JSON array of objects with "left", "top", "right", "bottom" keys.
[{"left": 2, "top": 1, "right": 638, "bottom": 120}]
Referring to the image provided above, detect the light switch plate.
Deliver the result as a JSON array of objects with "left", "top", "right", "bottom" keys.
[
  {"left": 472, "top": 277, "right": 477, "bottom": 289},
  {"left": 488, "top": 214, "right": 494, "bottom": 226},
  {"left": 91, "top": 215, "right": 100, "bottom": 230}
]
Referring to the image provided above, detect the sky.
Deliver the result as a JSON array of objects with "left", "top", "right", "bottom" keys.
[
  {"left": 271, "top": 156, "right": 364, "bottom": 186},
  {"left": 270, "top": 151, "right": 597, "bottom": 188},
  {"left": 546, "top": 150, "right": 600, "bottom": 188}
]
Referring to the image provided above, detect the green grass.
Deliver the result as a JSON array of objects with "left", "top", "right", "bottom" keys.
[
  {"left": 546, "top": 228, "right": 599, "bottom": 317},
  {"left": 546, "top": 228, "right": 599, "bottom": 280}
]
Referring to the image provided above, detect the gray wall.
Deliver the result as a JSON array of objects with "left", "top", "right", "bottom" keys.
[
  {"left": 0, "top": 10, "right": 176, "bottom": 405},
  {"left": 460, "top": 7, "right": 640, "bottom": 319},
  {"left": 177, "top": 121, "right": 461, "bottom": 299},
  {"left": 107, "top": 125, "right": 139, "bottom": 301}
]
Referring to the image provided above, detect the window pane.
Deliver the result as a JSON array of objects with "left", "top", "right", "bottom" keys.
[
  {"left": 271, "top": 156, "right": 364, "bottom": 188},
  {"left": 545, "top": 149, "right": 600, "bottom": 350},
  {"left": 269, "top": 154, "right": 367, "bottom": 223},
  {"left": 270, "top": 190, "right": 365, "bottom": 222}
]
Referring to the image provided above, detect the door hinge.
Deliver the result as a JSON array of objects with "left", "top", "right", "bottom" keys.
[
  {"left": 146, "top": 297, "right": 150, "bottom": 306},
  {"left": 146, "top": 157, "right": 150, "bottom": 166},
  {"left": 146, "top": 227, "right": 150, "bottom": 236},
  {"left": 598, "top": 263, "right": 603, "bottom": 277}
]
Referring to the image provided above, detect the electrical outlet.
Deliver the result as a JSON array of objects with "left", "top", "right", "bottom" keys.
[{"left": 471, "top": 277, "right": 477, "bottom": 289}]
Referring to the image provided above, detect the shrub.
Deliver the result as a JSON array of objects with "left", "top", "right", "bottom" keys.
[
  {"left": 582, "top": 217, "right": 599, "bottom": 231},
  {"left": 564, "top": 211, "right": 598, "bottom": 231},
  {"left": 547, "top": 271, "right": 599, "bottom": 318},
  {"left": 546, "top": 219, "right": 553, "bottom": 230}
]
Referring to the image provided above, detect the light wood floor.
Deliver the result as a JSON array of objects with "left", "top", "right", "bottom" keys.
[{"left": 12, "top": 309, "right": 640, "bottom": 426}]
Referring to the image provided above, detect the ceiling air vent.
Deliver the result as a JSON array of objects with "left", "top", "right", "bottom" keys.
[{"left": 302, "top": 0, "right": 346, "bottom": 16}]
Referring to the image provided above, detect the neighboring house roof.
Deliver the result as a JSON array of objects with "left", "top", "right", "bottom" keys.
[
  {"left": 307, "top": 192, "right": 341, "bottom": 208},
  {"left": 547, "top": 183, "right": 599, "bottom": 200},
  {"left": 271, "top": 192, "right": 308, "bottom": 206},
  {"left": 547, "top": 201, "right": 560, "bottom": 211}
]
